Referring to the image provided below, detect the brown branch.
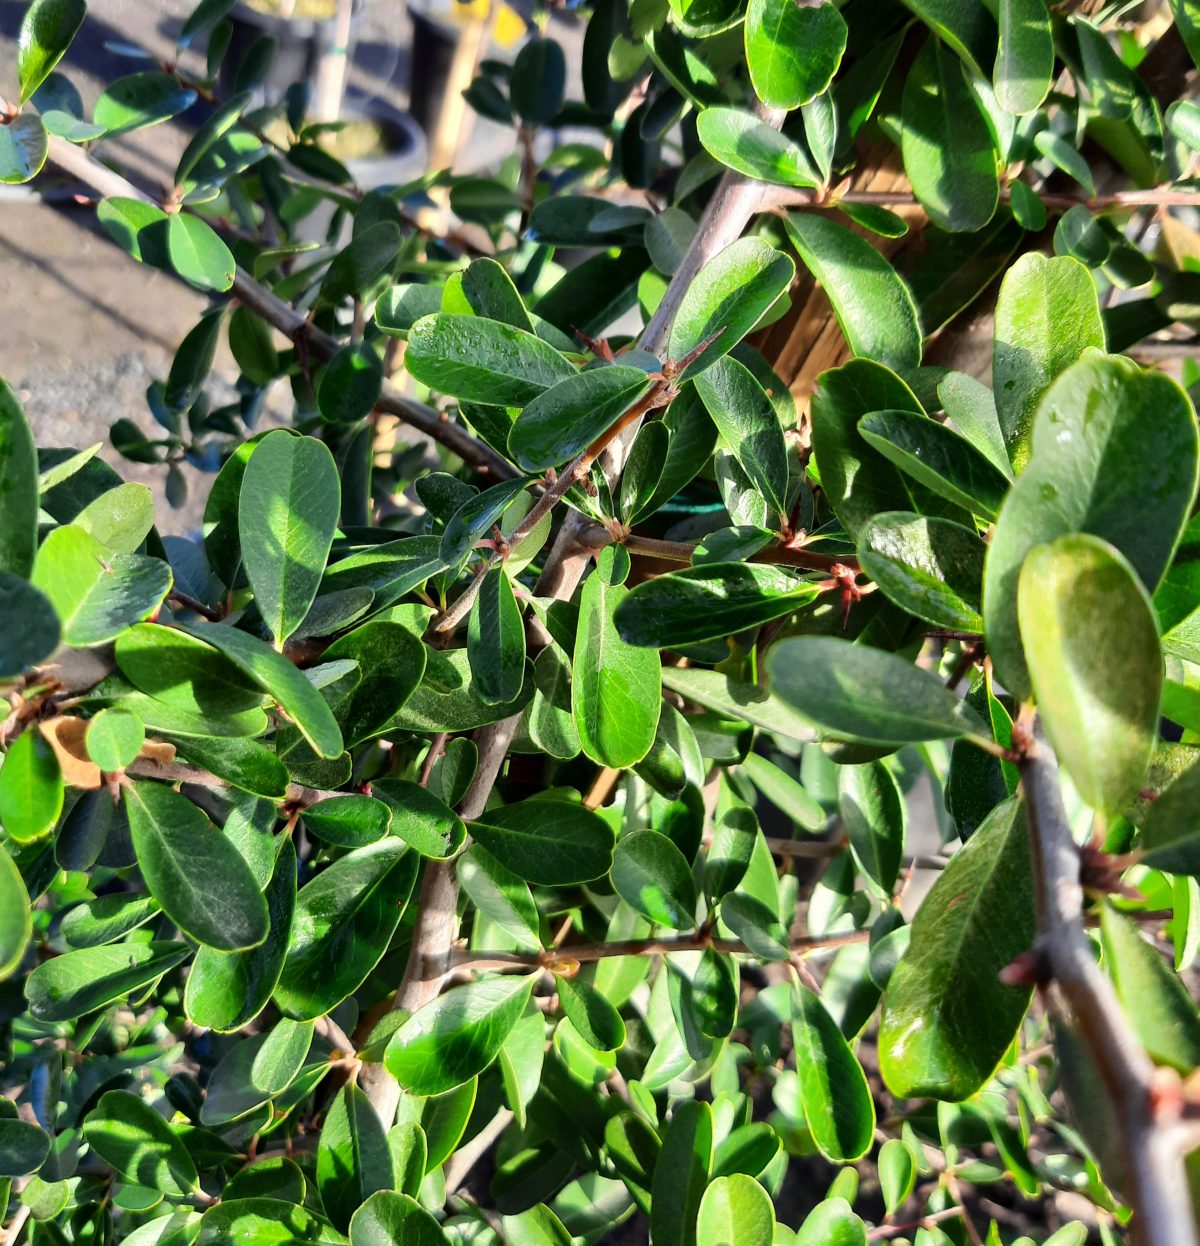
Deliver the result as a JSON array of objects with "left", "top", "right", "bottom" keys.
[
  {"left": 359, "top": 122, "right": 789, "bottom": 1122},
  {"left": 620, "top": 531, "right": 860, "bottom": 574},
  {"left": 125, "top": 756, "right": 339, "bottom": 807},
  {"left": 35, "top": 126, "right": 514, "bottom": 480},
  {"left": 448, "top": 928, "right": 869, "bottom": 971},
  {"left": 1018, "top": 722, "right": 1198, "bottom": 1246},
  {"left": 765, "top": 182, "right": 1200, "bottom": 213}
]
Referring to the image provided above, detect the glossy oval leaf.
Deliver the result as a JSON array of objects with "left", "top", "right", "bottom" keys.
[
  {"left": 239, "top": 431, "right": 341, "bottom": 648},
  {"left": 84, "top": 1090, "right": 198, "bottom": 1196},
  {"left": 612, "top": 830, "right": 697, "bottom": 930},
  {"left": 1019, "top": 535, "right": 1161, "bottom": 813},
  {"left": 697, "top": 1174, "right": 775, "bottom": 1246},
  {"left": 879, "top": 797, "right": 1034, "bottom": 1100},
  {"left": 0, "top": 380, "right": 39, "bottom": 577},
  {"left": 0, "top": 845, "right": 31, "bottom": 982},
  {"left": 384, "top": 975, "right": 534, "bottom": 1096},
  {"left": 167, "top": 213, "right": 235, "bottom": 293},
  {"left": 18, "top": 0, "right": 87, "bottom": 103},
  {"left": 744, "top": 0, "right": 847, "bottom": 109},
  {"left": 372, "top": 779, "right": 467, "bottom": 860},
  {"left": 695, "top": 107, "right": 818, "bottom": 187},
  {"left": 768, "top": 636, "right": 986, "bottom": 745},
  {"left": 615, "top": 563, "right": 821, "bottom": 648},
  {"left": 25, "top": 941, "right": 189, "bottom": 1022},
  {"left": 469, "top": 799, "right": 616, "bottom": 886},
  {"left": 994, "top": 0, "right": 1054, "bottom": 115},
  {"left": 125, "top": 780, "right": 269, "bottom": 951},
  {"left": 784, "top": 213, "right": 921, "bottom": 372}
]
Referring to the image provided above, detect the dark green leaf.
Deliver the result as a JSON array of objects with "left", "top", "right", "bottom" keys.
[
  {"left": 0, "top": 1118, "right": 51, "bottom": 1178},
  {"left": 469, "top": 799, "right": 615, "bottom": 885},
  {"left": 317, "top": 1085, "right": 395, "bottom": 1232},
  {"left": 239, "top": 431, "right": 340, "bottom": 647},
  {"left": 94, "top": 73, "right": 198, "bottom": 137},
  {"left": 84, "top": 1091, "right": 198, "bottom": 1196},
  {"left": 695, "top": 107, "right": 818, "bottom": 187},
  {"left": 857, "top": 513, "right": 985, "bottom": 631},
  {"left": 792, "top": 985, "right": 875, "bottom": 1161},
  {"left": 167, "top": 213, "right": 235, "bottom": 293},
  {"left": 668, "top": 239, "right": 795, "bottom": 379},
  {"left": 125, "top": 780, "right": 269, "bottom": 951},
  {"left": 319, "top": 223, "right": 401, "bottom": 305},
  {"left": 17, "top": 0, "right": 86, "bottom": 103},
  {"left": 302, "top": 796, "right": 391, "bottom": 848},
  {"left": 784, "top": 213, "right": 921, "bottom": 372},
  {"left": 768, "top": 636, "right": 986, "bottom": 745},
  {"left": 558, "top": 976, "right": 626, "bottom": 1051},
  {"left": 509, "top": 366, "right": 651, "bottom": 472},
  {"left": 612, "top": 830, "right": 697, "bottom": 930},
  {"left": 616, "top": 563, "right": 821, "bottom": 648},
  {"left": 274, "top": 840, "right": 418, "bottom": 1019},
  {"left": 994, "top": 0, "right": 1053, "bottom": 115},
  {"left": 350, "top": 1193, "right": 448, "bottom": 1246},
  {"left": 0, "top": 846, "right": 31, "bottom": 981},
  {"left": 901, "top": 40, "right": 999, "bottom": 232},
  {"left": 573, "top": 568, "right": 662, "bottom": 767},
  {"left": 0, "top": 113, "right": 48, "bottom": 184},
  {"left": 456, "top": 844, "right": 541, "bottom": 952},
  {"left": 372, "top": 779, "right": 466, "bottom": 860},
  {"left": 25, "top": 941, "right": 188, "bottom": 1022},
  {"left": 318, "top": 344, "right": 383, "bottom": 426},
  {"left": 879, "top": 797, "right": 1033, "bottom": 1099},
  {"left": 469, "top": 568, "right": 526, "bottom": 704},
  {"left": 511, "top": 37, "right": 567, "bottom": 125},
  {"left": 649, "top": 1101, "right": 711, "bottom": 1246},
  {"left": 0, "top": 728, "right": 63, "bottom": 843},
  {"left": 720, "top": 892, "right": 789, "bottom": 960},
  {"left": 407, "top": 314, "right": 575, "bottom": 406},
  {"left": 0, "top": 377, "right": 39, "bottom": 578}
]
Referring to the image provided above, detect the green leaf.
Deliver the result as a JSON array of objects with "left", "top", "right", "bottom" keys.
[
  {"left": 166, "top": 307, "right": 223, "bottom": 411},
  {"left": 0, "top": 846, "right": 30, "bottom": 982},
  {"left": 0, "top": 380, "right": 39, "bottom": 577},
  {"left": 992, "top": 253, "right": 1105, "bottom": 471},
  {"left": 317, "top": 343, "right": 382, "bottom": 426},
  {"left": 456, "top": 844, "right": 541, "bottom": 952},
  {"left": 856, "top": 513, "right": 985, "bottom": 631},
  {"left": 721, "top": 892, "right": 789, "bottom": 960},
  {"left": 440, "top": 479, "right": 529, "bottom": 568},
  {"left": 17, "top": 0, "right": 86, "bottom": 103},
  {"left": 125, "top": 781, "right": 269, "bottom": 951},
  {"left": 1019, "top": 535, "right": 1160, "bottom": 813},
  {"left": 509, "top": 366, "right": 651, "bottom": 472},
  {"left": 898, "top": 0, "right": 996, "bottom": 76},
  {"left": 178, "top": 623, "right": 343, "bottom": 758},
  {"left": 796, "top": 1199, "right": 867, "bottom": 1246},
  {"left": 783, "top": 213, "right": 922, "bottom": 372},
  {"left": 0, "top": 113, "right": 48, "bottom": 184},
  {"left": 650, "top": 1100, "right": 712, "bottom": 1246},
  {"left": 185, "top": 838, "right": 296, "bottom": 1032},
  {"left": 668, "top": 239, "right": 795, "bottom": 379},
  {"left": 696, "top": 1174, "right": 774, "bottom": 1246},
  {"left": 86, "top": 708, "right": 144, "bottom": 771},
  {"left": 694, "top": 107, "right": 818, "bottom": 188},
  {"left": 994, "top": 0, "right": 1054, "bottom": 114},
  {"left": 31, "top": 525, "right": 172, "bottom": 646},
  {"left": 616, "top": 563, "right": 820, "bottom": 649},
  {"left": 350, "top": 1193, "right": 448, "bottom": 1246},
  {"left": 901, "top": 40, "right": 999, "bottom": 232},
  {"left": 744, "top": 0, "right": 846, "bottom": 109},
  {"left": 62, "top": 892, "right": 160, "bottom": 949},
  {"left": 511, "top": 36, "right": 567, "bottom": 125},
  {"left": 768, "top": 636, "right": 986, "bottom": 746},
  {"left": 198, "top": 1199, "right": 341, "bottom": 1246},
  {"left": 167, "top": 213, "right": 235, "bottom": 292},
  {"left": 558, "top": 976, "right": 626, "bottom": 1051},
  {"left": 469, "top": 568, "right": 526, "bottom": 704},
  {"left": 694, "top": 356, "right": 789, "bottom": 523},
  {"left": 94, "top": 73, "right": 197, "bottom": 137},
  {"left": 302, "top": 795, "right": 391, "bottom": 848},
  {"left": 879, "top": 797, "right": 1033, "bottom": 1100},
  {"left": 375, "top": 285, "right": 444, "bottom": 338},
  {"left": 792, "top": 986, "right": 875, "bottom": 1161},
  {"left": 573, "top": 569, "right": 662, "bottom": 767},
  {"left": 809, "top": 359, "right": 922, "bottom": 539},
  {"left": 0, "top": 576, "right": 56, "bottom": 677},
  {"left": 324, "top": 620, "right": 426, "bottom": 747},
  {"left": 168, "top": 733, "right": 290, "bottom": 800},
  {"left": 406, "top": 314, "right": 575, "bottom": 406},
  {"left": 114, "top": 623, "right": 263, "bottom": 715},
  {"left": 239, "top": 431, "right": 340, "bottom": 647},
  {"left": 739, "top": 753, "right": 825, "bottom": 832},
  {"left": 662, "top": 667, "right": 817, "bottom": 741},
  {"left": 372, "top": 779, "right": 467, "bottom": 860},
  {"left": 25, "top": 941, "right": 188, "bottom": 1022},
  {"left": 385, "top": 975, "right": 533, "bottom": 1096},
  {"left": 317, "top": 1085, "right": 395, "bottom": 1232},
  {"left": 73, "top": 482, "right": 155, "bottom": 553},
  {"left": 84, "top": 1091, "right": 198, "bottom": 1196},
  {"left": 274, "top": 840, "right": 418, "bottom": 1020},
  {"left": 839, "top": 762, "right": 905, "bottom": 894},
  {"left": 984, "top": 355, "right": 1197, "bottom": 698},
  {"left": 0, "top": 729, "right": 63, "bottom": 843},
  {"left": 179, "top": 0, "right": 238, "bottom": 46},
  {"left": 1100, "top": 905, "right": 1200, "bottom": 1073},
  {"left": 319, "top": 223, "right": 402, "bottom": 305},
  {"left": 878, "top": 1139, "right": 917, "bottom": 1215},
  {"left": 469, "top": 799, "right": 615, "bottom": 886},
  {"left": 858, "top": 409, "right": 1010, "bottom": 520},
  {"left": 0, "top": 1118, "right": 51, "bottom": 1178},
  {"left": 612, "top": 830, "right": 697, "bottom": 930}
]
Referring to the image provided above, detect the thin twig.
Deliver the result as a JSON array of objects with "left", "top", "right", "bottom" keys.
[
  {"left": 1017, "top": 721, "right": 1198, "bottom": 1246},
  {"left": 620, "top": 531, "right": 860, "bottom": 573},
  {"left": 31, "top": 123, "right": 513, "bottom": 480},
  {"left": 126, "top": 756, "right": 339, "bottom": 807},
  {"left": 765, "top": 182, "right": 1200, "bottom": 212}
]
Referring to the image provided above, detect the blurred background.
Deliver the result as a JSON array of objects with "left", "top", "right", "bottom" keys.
[{"left": 0, "top": 0, "right": 585, "bottom": 532}]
